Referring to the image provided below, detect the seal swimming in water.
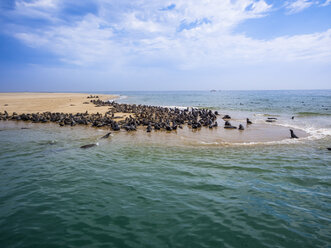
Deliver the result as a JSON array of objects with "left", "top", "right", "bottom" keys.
[
  {"left": 101, "top": 132, "right": 111, "bottom": 139},
  {"left": 290, "top": 129, "right": 298, "bottom": 139},
  {"left": 80, "top": 144, "right": 97, "bottom": 149}
]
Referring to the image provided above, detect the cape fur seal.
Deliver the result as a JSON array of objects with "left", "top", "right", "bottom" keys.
[
  {"left": 290, "top": 129, "right": 298, "bottom": 139},
  {"left": 80, "top": 144, "right": 97, "bottom": 149},
  {"left": 101, "top": 132, "right": 111, "bottom": 139}
]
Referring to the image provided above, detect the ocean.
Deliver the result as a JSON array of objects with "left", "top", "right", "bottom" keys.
[{"left": 0, "top": 90, "right": 330, "bottom": 248}]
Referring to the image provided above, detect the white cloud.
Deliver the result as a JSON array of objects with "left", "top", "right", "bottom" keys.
[
  {"left": 320, "top": 0, "right": 331, "bottom": 6},
  {"left": 18, "top": 0, "right": 58, "bottom": 8},
  {"left": 12, "top": 0, "right": 60, "bottom": 22},
  {"left": 14, "top": 14, "right": 124, "bottom": 66},
  {"left": 5, "top": 0, "right": 331, "bottom": 70},
  {"left": 285, "top": 0, "right": 314, "bottom": 14}
]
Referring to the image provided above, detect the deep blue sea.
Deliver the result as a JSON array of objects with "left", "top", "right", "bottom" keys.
[{"left": 0, "top": 90, "right": 330, "bottom": 248}]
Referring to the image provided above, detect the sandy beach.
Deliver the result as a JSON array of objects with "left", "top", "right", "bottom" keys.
[{"left": 0, "top": 92, "right": 119, "bottom": 115}]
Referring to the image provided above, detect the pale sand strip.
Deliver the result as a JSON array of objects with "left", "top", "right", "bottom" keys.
[{"left": 0, "top": 92, "right": 119, "bottom": 115}]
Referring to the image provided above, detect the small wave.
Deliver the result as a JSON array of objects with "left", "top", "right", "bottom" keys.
[
  {"left": 197, "top": 123, "right": 330, "bottom": 146},
  {"left": 198, "top": 138, "right": 303, "bottom": 147},
  {"left": 296, "top": 112, "right": 331, "bottom": 117},
  {"left": 200, "top": 141, "right": 220, "bottom": 145},
  {"left": 109, "top": 95, "right": 128, "bottom": 102},
  {"left": 36, "top": 140, "right": 57, "bottom": 145},
  {"left": 254, "top": 114, "right": 280, "bottom": 117},
  {"left": 195, "top": 106, "right": 219, "bottom": 110},
  {"left": 274, "top": 122, "right": 331, "bottom": 141},
  {"left": 163, "top": 105, "right": 189, "bottom": 110}
]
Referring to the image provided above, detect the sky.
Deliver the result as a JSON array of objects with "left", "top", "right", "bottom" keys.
[{"left": 0, "top": 0, "right": 330, "bottom": 91}]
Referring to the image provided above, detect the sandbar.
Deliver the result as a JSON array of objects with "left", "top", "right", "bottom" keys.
[
  {"left": 0, "top": 92, "right": 308, "bottom": 144},
  {"left": 0, "top": 92, "right": 117, "bottom": 115}
]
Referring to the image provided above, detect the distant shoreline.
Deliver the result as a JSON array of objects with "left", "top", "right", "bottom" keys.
[{"left": 0, "top": 89, "right": 330, "bottom": 93}]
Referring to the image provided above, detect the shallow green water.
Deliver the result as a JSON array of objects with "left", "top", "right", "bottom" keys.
[{"left": 0, "top": 121, "right": 330, "bottom": 248}]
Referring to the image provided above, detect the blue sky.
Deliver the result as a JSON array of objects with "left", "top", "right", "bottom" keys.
[{"left": 0, "top": 0, "right": 330, "bottom": 91}]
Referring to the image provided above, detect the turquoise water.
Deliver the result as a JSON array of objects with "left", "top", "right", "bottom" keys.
[
  {"left": 0, "top": 90, "right": 330, "bottom": 248},
  {"left": 111, "top": 90, "right": 331, "bottom": 116}
]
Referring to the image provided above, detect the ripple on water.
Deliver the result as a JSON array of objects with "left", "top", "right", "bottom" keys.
[{"left": 0, "top": 123, "right": 331, "bottom": 248}]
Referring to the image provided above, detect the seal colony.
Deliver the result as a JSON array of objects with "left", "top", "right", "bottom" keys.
[
  {"left": 0, "top": 92, "right": 308, "bottom": 146},
  {"left": 0, "top": 94, "right": 302, "bottom": 141},
  {"left": 0, "top": 99, "right": 225, "bottom": 132}
]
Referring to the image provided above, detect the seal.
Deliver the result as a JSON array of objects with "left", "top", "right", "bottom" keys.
[
  {"left": 238, "top": 124, "right": 244, "bottom": 130},
  {"left": 246, "top": 118, "right": 252, "bottom": 124},
  {"left": 166, "top": 125, "right": 172, "bottom": 131},
  {"left": 80, "top": 144, "right": 97, "bottom": 149},
  {"left": 224, "top": 126, "right": 237, "bottom": 129},
  {"left": 224, "top": 121, "right": 237, "bottom": 129},
  {"left": 101, "top": 132, "right": 111, "bottom": 139},
  {"left": 290, "top": 129, "right": 298, "bottom": 139}
]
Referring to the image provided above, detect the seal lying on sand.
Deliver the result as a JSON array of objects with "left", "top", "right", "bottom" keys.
[
  {"left": 80, "top": 144, "right": 97, "bottom": 149},
  {"left": 290, "top": 129, "right": 299, "bottom": 139},
  {"left": 146, "top": 124, "right": 152, "bottom": 132},
  {"left": 266, "top": 117, "right": 277, "bottom": 123},
  {"left": 246, "top": 118, "right": 252, "bottom": 124},
  {"left": 224, "top": 121, "right": 237, "bottom": 129}
]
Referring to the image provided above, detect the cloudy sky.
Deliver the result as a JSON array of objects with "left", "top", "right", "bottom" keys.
[{"left": 0, "top": 0, "right": 330, "bottom": 91}]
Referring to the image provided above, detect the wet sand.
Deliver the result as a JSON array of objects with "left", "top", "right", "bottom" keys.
[
  {"left": 0, "top": 119, "right": 308, "bottom": 146},
  {"left": 116, "top": 123, "right": 308, "bottom": 145}
]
